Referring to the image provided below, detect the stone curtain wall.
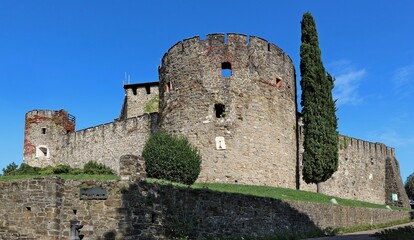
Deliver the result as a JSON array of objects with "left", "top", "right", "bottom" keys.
[
  {"left": 299, "top": 134, "right": 409, "bottom": 206},
  {"left": 0, "top": 177, "right": 411, "bottom": 240},
  {"left": 24, "top": 110, "right": 155, "bottom": 174},
  {"left": 58, "top": 114, "right": 155, "bottom": 173},
  {"left": 158, "top": 33, "right": 298, "bottom": 188}
]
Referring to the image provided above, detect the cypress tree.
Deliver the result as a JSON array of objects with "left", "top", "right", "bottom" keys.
[{"left": 300, "top": 12, "right": 338, "bottom": 191}]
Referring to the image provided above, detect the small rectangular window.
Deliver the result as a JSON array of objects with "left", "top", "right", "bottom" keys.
[
  {"left": 41, "top": 128, "right": 46, "bottom": 134},
  {"left": 214, "top": 104, "right": 226, "bottom": 118}
]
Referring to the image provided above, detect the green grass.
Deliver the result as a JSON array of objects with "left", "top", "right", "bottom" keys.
[
  {"left": 59, "top": 174, "right": 118, "bottom": 181},
  {"left": 0, "top": 175, "right": 40, "bottom": 181},
  {"left": 148, "top": 178, "right": 412, "bottom": 211},
  {"left": 0, "top": 174, "right": 119, "bottom": 181}
]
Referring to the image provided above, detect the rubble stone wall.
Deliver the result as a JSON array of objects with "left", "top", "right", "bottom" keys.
[
  {"left": 158, "top": 33, "right": 298, "bottom": 188},
  {"left": 0, "top": 177, "right": 410, "bottom": 240}
]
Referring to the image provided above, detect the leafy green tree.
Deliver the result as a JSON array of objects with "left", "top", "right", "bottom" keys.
[
  {"left": 405, "top": 173, "right": 414, "bottom": 199},
  {"left": 2, "top": 162, "right": 18, "bottom": 176},
  {"left": 300, "top": 12, "right": 339, "bottom": 191},
  {"left": 142, "top": 129, "right": 202, "bottom": 185}
]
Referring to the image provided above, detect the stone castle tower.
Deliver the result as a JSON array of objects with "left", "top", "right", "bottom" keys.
[
  {"left": 24, "top": 110, "right": 75, "bottom": 168},
  {"left": 158, "top": 34, "right": 298, "bottom": 188}
]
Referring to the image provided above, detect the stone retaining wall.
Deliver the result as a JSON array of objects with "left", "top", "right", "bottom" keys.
[{"left": 0, "top": 177, "right": 410, "bottom": 239}]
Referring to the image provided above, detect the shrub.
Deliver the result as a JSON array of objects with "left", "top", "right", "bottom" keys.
[
  {"left": 83, "top": 161, "right": 114, "bottom": 175},
  {"left": 15, "top": 163, "right": 41, "bottom": 175},
  {"left": 142, "top": 130, "right": 202, "bottom": 185},
  {"left": 0, "top": 161, "right": 114, "bottom": 177},
  {"left": 51, "top": 164, "right": 71, "bottom": 174}
]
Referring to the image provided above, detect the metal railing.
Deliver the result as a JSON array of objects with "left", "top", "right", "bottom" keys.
[{"left": 68, "top": 113, "right": 76, "bottom": 124}]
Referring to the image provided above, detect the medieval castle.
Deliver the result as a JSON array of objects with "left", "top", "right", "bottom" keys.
[{"left": 23, "top": 33, "right": 409, "bottom": 208}]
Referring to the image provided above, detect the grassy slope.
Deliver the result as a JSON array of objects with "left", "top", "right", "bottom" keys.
[{"left": 149, "top": 178, "right": 412, "bottom": 211}]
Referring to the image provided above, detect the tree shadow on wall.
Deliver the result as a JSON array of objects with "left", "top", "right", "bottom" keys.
[{"left": 102, "top": 180, "right": 325, "bottom": 240}]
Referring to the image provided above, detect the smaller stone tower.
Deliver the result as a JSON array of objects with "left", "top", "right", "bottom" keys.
[
  {"left": 24, "top": 109, "right": 75, "bottom": 168},
  {"left": 119, "top": 82, "right": 159, "bottom": 120}
]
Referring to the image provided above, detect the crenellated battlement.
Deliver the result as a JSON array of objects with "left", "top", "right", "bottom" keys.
[
  {"left": 69, "top": 114, "right": 152, "bottom": 141},
  {"left": 25, "top": 109, "right": 54, "bottom": 119},
  {"left": 339, "top": 135, "right": 395, "bottom": 157},
  {"left": 161, "top": 33, "right": 293, "bottom": 66}
]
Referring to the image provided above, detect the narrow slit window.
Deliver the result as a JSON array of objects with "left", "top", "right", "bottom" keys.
[
  {"left": 132, "top": 88, "right": 137, "bottom": 96},
  {"left": 276, "top": 78, "right": 284, "bottom": 89},
  {"left": 164, "top": 81, "right": 173, "bottom": 93},
  {"left": 214, "top": 104, "right": 226, "bottom": 118},
  {"left": 145, "top": 86, "right": 151, "bottom": 94},
  {"left": 221, "top": 62, "right": 232, "bottom": 77},
  {"left": 151, "top": 213, "right": 156, "bottom": 223},
  {"left": 41, "top": 128, "right": 46, "bottom": 134}
]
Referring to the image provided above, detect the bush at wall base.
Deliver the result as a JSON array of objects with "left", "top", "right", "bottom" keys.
[
  {"left": 1, "top": 161, "right": 114, "bottom": 176},
  {"left": 142, "top": 129, "right": 202, "bottom": 185}
]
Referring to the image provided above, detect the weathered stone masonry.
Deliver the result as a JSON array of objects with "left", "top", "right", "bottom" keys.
[
  {"left": 0, "top": 177, "right": 411, "bottom": 240},
  {"left": 158, "top": 33, "right": 297, "bottom": 188},
  {"left": 24, "top": 110, "right": 157, "bottom": 174},
  {"left": 22, "top": 33, "right": 409, "bottom": 207}
]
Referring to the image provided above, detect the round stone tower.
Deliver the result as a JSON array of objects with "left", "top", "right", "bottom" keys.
[
  {"left": 24, "top": 109, "right": 75, "bottom": 168},
  {"left": 158, "top": 33, "right": 298, "bottom": 188}
]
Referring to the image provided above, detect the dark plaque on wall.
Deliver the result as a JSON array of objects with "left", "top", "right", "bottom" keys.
[{"left": 80, "top": 187, "right": 108, "bottom": 200}]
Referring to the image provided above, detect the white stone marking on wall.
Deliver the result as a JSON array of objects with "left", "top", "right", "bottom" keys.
[
  {"left": 369, "top": 173, "right": 373, "bottom": 180},
  {"left": 215, "top": 137, "right": 226, "bottom": 150}
]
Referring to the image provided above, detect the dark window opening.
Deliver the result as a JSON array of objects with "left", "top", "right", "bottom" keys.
[
  {"left": 215, "top": 104, "right": 226, "bottom": 118},
  {"left": 73, "top": 209, "right": 77, "bottom": 215},
  {"left": 151, "top": 213, "right": 156, "bottom": 223},
  {"left": 221, "top": 62, "right": 232, "bottom": 77},
  {"left": 26, "top": 207, "right": 31, "bottom": 211},
  {"left": 276, "top": 78, "right": 284, "bottom": 89},
  {"left": 132, "top": 87, "right": 137, "bottom": 96},
  {"left": 39, "top": 147, "right": 48, "bottom": 157},
  {"left": 41, "top": 128, "right": 46, "bottom": 134},
  {"left": 145, "top": 86, "right": 151, "bottom": 94}
]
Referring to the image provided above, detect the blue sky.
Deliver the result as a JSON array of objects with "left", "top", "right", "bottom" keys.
[{"left": 0, "top": 1, "right": 413, "bottom": 182}]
